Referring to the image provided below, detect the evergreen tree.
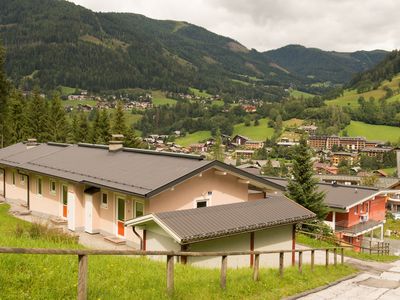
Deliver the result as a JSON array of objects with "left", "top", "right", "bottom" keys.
[
  {"left": 211, "top": 129, "right": 224, "bottom": 161},
  {"left": 112, "top": 101, "right": 127, "bottom": 135},
  {"left": 48, "top": 95, "right": 68, "bottom": 142},
  {"left": 97, "top": 109, "right": 111, "bottom": 144},
  {"left": 7, "top": 90, "right": 28, "bottom": 144},
  {"left": 0, "top": 42, "right": 10, "bottom": 147},
  {"left": 76, "top": 112, "right": 89, "bottom": 143},
  {"left": 261, "top": 160, "right": 278, "bottom": 176},
  {"left": 285, "top": 138, "right": 328, "bottom": 220},
  {"left": 124, "top": 127, "right": 143, "bottom": 148},
  {"left": 88, "top": 109, "right": 100, "bottom": 143},
  {"left": 69, "top": 112, "right": 80, "bottom": 143},
  {"left": 26, "top": 90, "right": 49, "bottom": 142}
]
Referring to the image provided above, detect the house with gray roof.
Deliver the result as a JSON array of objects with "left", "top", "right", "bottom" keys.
[{"left": 0, "top": 139, "right": 285, "bottom": 248}]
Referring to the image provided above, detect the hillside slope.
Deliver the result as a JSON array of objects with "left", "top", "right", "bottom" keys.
[{"left": 264, "top": 45, "right": 387, "bottom": 84}]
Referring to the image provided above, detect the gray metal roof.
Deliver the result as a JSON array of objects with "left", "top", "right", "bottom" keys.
[
  {"left": 336, "top": 219, "right": 383, "bottom": 236},
  {"left": 0, "top": 142, "right": 283, "bottom": 197},
  {"left": 261, "top": 176, "right": 380, "bottom": 210},
  {"left": 127, "top": 196, "right": 315, "bottom": 244}
]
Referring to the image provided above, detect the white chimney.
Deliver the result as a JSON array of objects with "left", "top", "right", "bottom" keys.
[
  {"left": 109, "top": 134, "right": 124, "bottom": 152},
  {"left": 26, "top": 138, "right": 38, "bottom": 149}
]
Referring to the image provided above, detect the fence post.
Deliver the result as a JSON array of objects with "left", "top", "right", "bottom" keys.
[
  {"left": 369, "top": 241, "right": 372, "bottom": 255},
  {"left": 78, "top": 255, "right": 88, "bottom": 300},
  {"left": 341, "top": 248, "right": 344, "bottom": 265},
  {"left": 220, "top": 255, "right": 228, "bottom": 289},
  {"left": 253, "top": 254, "right": 260, "bottom": 281},
  {"left": 279, "top": 252, "right": 284, "bottom": 278},
  {"left": 333, "top": 248, "right": 337, "bottom": 266},
  {"left": 311, "top": 250, "right": 315, "bottom": 272},
  {"left": 325, "top": 249, "right": 329, "bottom": 268},
  {"left": 298, "top": 251, "right": 303, "bottom": 274},
  {"left": 166, "top": 255, "right": 174, "bottom": 294}
]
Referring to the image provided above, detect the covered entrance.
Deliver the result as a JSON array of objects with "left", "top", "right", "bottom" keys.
[{"left": 84, "top": 187, "right": 100, "bottom": 234}]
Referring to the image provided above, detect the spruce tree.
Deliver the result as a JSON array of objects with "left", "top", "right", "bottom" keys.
[
  {"left": 112, "top": 101, "right": 127, "bottom": 135},
  {"left": 48, "top": 95, "right": 68, "bottom": 142},
  {"left": 76, "top": 111, "right": 89, "bottom": 143},
  {"left": 69, "top": 112, "right": 80, "bottom": 143},
  {"left": 7, "top": 90, "right": 28, "bottom": 144},
  {"left": 0, "top": 42, "right": 10, "bottom": 147},
  {"left": 26, "top": 89, "right": 49, "bottom": 142},
  {"left": 124, "top": 127, "right": 143, "bottom": 148},
  {"left": 285, "top": 138, "right": 328, "bottom": 220},
  {"left": 88, "top": 109, "right": 100, "bottom": 143},
  {"left": 212, "top": 129, "right": 224, "bottom": 161},
  {"left": 97, "top": 109, "right": 111, "bottom": 144}
]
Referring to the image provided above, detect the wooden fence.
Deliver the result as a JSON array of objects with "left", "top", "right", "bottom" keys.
[{"left": 0, "top": 246, "right": 347, "bottom": 300}]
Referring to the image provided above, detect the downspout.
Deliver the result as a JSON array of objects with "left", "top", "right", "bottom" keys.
[
  {"left": 0, "top": 167, "right": 5, "bottom": 198},
  {"left": 292, "top": 224, "right": 296, "bottom": 266},
  {"left": 131, "top": 226, "right": 144, "bottom": 250}
]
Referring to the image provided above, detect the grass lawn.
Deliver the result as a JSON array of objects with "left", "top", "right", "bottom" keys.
[
  {"left": 0, "top": 204, "right": 356, "bottom": 300},
  {"left": 384, "top": 218, "right": 400, "bottom": 240},
  {"left": 62, "top": 99, "right": 98, "bottom": 108},
  {"left": 283, "top": 118, "right": 304, "bottom": 128},
  {"left": 189, "top": 87, "right": 212, "bottom": 98},
  {"left": 341, "top": 121, "right": 400, "bottom": 143},
  {"left": 152, "top": 90, "right": 177, "bottom": 106},
  {"left": 289, "top": 89, "right": 314, "bottom": 99},
  {"left": 297, "top": 233, "right": 399, "bottom": 263},
  {"left": 233, "top": 118, "right": 274, "bottom": 140},
  {"left": 380, "top": 167, "right": 397, "bottom": 177},
  {"left": 59, "top": 86, "right": 76, "bottom": 96},
  {"left": 175, "top": 131, "right": 212, "bottom": 147}
]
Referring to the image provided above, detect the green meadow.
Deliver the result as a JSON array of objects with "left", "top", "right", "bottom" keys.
[
  {"left": 289, "top": 89, "right": 314, "bottom": 99},
  {"left": 175, "top": 131, "right": 212, "bottom": 147},
  {"left": 233, "top": 118, "right": 275, "bottom": 140},
  {"left": 0, "top": 204, "right": 356, "bottom": 299},
  {"left": 341, "top": 121, "right": 400, "bottom": 143},
  {"left": 152, "top": 90, "right": 178, "bottom": 106}
]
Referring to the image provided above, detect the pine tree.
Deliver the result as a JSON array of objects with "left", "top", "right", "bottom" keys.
[
  {"left": 0, "top": 42, "right": 10, "bottom": 147},
  {"left": 124, "top": 127, "right": 143, "bottom": 148},
  {"left": 97, "top": 109, "right": 111, "bottom": 144},
  {"left": 26, "top": 89, "right": 49, "bottom": 142},
  {"left": 212, "top": 128, "right": 224, "bottom": 161},
  {"left": 69, "top": 112, "right": 80, "bottom": 143},
  {"left": 76, "top": 112, "right": 89, "bottom": 143},
  {"left": 285, "top": 138, "right": 328, "bottom": 220},
  {"left": 88, "top": 109, "right": 100, "bottom": 143},
  {"left": 7, "top": 90, "right": 28, "bottom": 144},
  {"left": 48, "top": 95, "right": 68, "bottom": 142},
  {"left": 112, "top": 101, "right": 127, "bottom": 135}
]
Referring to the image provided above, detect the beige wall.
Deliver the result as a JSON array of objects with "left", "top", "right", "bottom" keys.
[
  {"left": 30, "top": 174, "right": 63, "bottom": 217},
  {"left": 142, "top": 223, "right": 294, "bottom": 268},
  {"left": 149, "top": 168, "right": 249, "bottom": 213},
  {"left": 4, "top": 167, "right": 28, "bottom": 205}
]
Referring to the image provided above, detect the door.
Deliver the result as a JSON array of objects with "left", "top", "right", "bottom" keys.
[
  {"left": 61, "top": 185, "right": 68, "bottom": 218},
  {"left": 85, "top": 194, "right": 93, "bottom": 233},
  {"left": 117, "top": 197, "right": 125, "bottom": 237},
  {"left": 67, "top": 192, "right": 75, "bottom": 231}
]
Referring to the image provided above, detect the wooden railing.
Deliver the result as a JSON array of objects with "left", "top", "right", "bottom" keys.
[{"left": 0, "top": 246, "right": 347, "bottom": 299}]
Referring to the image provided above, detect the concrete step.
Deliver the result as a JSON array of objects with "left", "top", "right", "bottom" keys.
[{"left": 104, "top": 236, "right": 126, "bottom": 245}]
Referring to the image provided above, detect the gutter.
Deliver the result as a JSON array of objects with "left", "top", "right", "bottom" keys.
[{"left": 131, "top": 226, "right": 144, "bottom": 250}]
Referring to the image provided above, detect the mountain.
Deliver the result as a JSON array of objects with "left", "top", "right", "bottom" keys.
[
  {"left": 348, "top": 49, "right": 400, "bottom": 90},
  {"left": 263, "top": 45, "right": 387, "bottom": 84},
  {"left": 0, "top": 0, "right": 388, "bottom": 96}
]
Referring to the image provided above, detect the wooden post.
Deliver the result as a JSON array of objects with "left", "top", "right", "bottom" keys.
[
  {"left": 253, "top": 254, "right": 260, "bottom": 281},
  {"left": 166, "top": 255, "right": 174, "bottom": 294},
  {"left": 279, "top": 252, "right": 284, "bottom": 278},
  {"left": 325, "top": 249, "right": 329, "bottom": 268},
  {"left": 310, "top": 250, "right": 315, "bottom": 272},
  {"left": 220, "top": 255, "right": 228, "bottom": 289},
  {"left": 78, "top": 255, "right": 88, "bottom": 300},
  {"left": 333, "top": 248, "right": 337, "bottom": 266},
  {"left": 369, "top": 240, "right": 372, "bottom": 255},
  {"left": 298, "top": 251, "right": 303, "bottom": 274},
  {"left": 341, "top": 248, "right": 344, "bottom": 265}
]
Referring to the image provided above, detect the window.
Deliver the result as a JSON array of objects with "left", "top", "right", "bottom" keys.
[
  {"left": 37, "top": 178, "right": 43, "bottom": 195},
  {"left": 354, "top": 205, "right": 358, "bottom": 215},
  {"left": 135, "top": 202, "right": 144, "bottom": 217},
  {"left": 196, "top": 200, "right": 208, "bottom": 208},
  {"left": 12, "top": 172, "right": 16, "bottom": 185},
  {"left": 20, "top": 175, "right": 25, "bottom": 185},
  {"left": 50, "top": 180, "right": 56, "bottom": 194},
  {"left": 101, "top": 193, "right": 108, "bottom": 209}
]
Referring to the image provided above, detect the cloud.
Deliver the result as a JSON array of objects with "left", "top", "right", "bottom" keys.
[{"left": 70, "top": 0, "right": 400, "bottom": 52}]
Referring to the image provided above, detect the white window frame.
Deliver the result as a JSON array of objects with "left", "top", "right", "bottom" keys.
[
  {"left": 194, "top": 192, "right": 212, "bottom": 208},
  {"left": 196, "top": 199, "right": 209, "bottom": 208},
  {"left": 49, "top": 180, "right": 57, "bottom": 194},
  {"left": 134, "top": 201, "right": 144, "bottom": 218},
  {"left": 37, "top": 177, "right": 43, "bottom": 196},
  {"left": 101, "top": 192, "right": 109, "bottom": 209}
]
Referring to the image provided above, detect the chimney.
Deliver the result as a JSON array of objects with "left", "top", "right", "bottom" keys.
[
  {"left": 109, "top": 134, "right": 124, "bottom": 152},
  {"left": 26, "top": 138, "right": 38, "bottom": 149},
  {"left": 397, "top": 149, "right": 400, "bottom": 179}
]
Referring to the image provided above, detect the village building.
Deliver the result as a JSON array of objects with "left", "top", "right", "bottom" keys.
[
  {"left": 0, "top": 140, "right": 286, "bottom": 251},
  {"left": 330, "top": 152, "right": 358, "bottom": 166},
  {"left": 233, "top": 150, "right": 254, "bottom": 160},
  {"left": 232, "top": 135, "right": 249, "bottom": 146},
  {"left": 298, "top": 125, "right": 318, "bottom": 135},
  {"left": 360, "top": 147, "right": 393, "bottom": 162},
  {"left": 244, "top": 140, "right": 264, "bottom": 150}
]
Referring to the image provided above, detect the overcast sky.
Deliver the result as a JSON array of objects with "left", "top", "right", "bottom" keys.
[{"left": 70, "top": 0, "right": 399, "bottom": 52}]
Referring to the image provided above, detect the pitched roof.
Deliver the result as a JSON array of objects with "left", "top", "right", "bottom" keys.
[
  {"left": 125, "top": 196, "right": 315, "bottom": 244},
  {"left": 261, "top": 176, "right": 381, "bottom": 210},
  {"left": 0, "top": 142, "right": 283, "bottom": 197}
]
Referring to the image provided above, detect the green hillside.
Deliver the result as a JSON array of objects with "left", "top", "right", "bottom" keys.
[
  {"left": 341, "top": 121, "right": 400, "bottom": 143},
  {"left": 175, "top": 130, "right": 212, "bottom": 147},
  {"left": 233, "top": 118, "right": 274, "bottom": 140},
  {"left": 326, "top": 74, "right": 400, "bottom": 108}
]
